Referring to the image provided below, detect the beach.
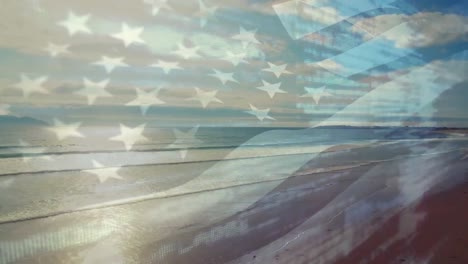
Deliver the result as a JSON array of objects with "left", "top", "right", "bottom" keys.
[{"left": 0, "top": 127, "right": 467, "bottom": 263}]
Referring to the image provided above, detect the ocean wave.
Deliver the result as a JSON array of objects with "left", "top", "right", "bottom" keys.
[
  {"left": 0, "top": 142, "right": 371, "bottom": 177},
  {"left": 0, "top": 140, "right": 350, "bottom": 158}
]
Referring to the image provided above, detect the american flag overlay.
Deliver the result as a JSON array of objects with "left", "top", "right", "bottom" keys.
[{"left": 0, "top": 0, "right": 468, "bottom": 263}]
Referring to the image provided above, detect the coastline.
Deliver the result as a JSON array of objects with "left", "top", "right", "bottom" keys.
[{"left": 1, "top": 135, "right": 467, "bottom": 263}]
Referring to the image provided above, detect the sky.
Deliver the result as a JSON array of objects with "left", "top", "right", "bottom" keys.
[{"left": 0, "top": 0, "right": 467, "bottom": 127}]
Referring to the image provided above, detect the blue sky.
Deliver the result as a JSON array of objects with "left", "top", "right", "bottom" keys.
[{"left": 0, "top": 0, "right": 467, "bottom": 127}]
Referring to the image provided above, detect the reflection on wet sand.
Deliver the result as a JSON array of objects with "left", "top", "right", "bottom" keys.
[{"left": 1, "top": 134, "right": 467, "bottom": 263}]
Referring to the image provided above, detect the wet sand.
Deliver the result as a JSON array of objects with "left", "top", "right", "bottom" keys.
[
  {"left": 229, "top": 139, "right": 468, "bottom": 264},
  {"left": 1, "top": 137, "right": 467, "bottom": 263},
  {"left": 334, "top": 180, "right": 468, "bottom": 264}
]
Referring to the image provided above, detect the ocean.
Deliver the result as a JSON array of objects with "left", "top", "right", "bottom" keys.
[{"left": 0, "top": 125, "right": 449, "bottom": 221}]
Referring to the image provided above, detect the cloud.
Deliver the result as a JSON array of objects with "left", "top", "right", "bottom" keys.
[
  {"left": 0, "top": 104, "right": 10, "bottom": 115},
  {"left": 272, "top": 0, "right": 341, "bottom": 25},
  {"left": 273, "top": 0, "right": 342, "bottom": 39},
  {"left": 317, "top": 56, "right": 468, "bottom": 127},
  {"left": 300, "top": 3, "right": 342, "bottom": 26},
  {"left": 352, "top": 12, "right": 468, "bottom": 48},
  {"left": 315, "top": 58, "right": 343, "bottom": 72}
]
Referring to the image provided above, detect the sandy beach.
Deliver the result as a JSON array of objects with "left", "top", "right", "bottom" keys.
[{"left": 1, "top": 131, "right": 467, "bottom": 263}]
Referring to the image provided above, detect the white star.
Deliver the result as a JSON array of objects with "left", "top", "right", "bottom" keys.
[
  {"left": 110, "top": 124, "right": 148, "bottom": 151},
  {"left": 301, "top": 86, "right": 332, "bottom": 104},
  {"left": 262, "top": 62, "right": 291, "bottom": 78},
  {"left": 58, "top": 11, "right": 91, "bottom": 36},
  {"left": 232, "top": 27, "right": 260, "bottom": 48},
  {"left": 126, "top": 87, "right": 165, "bottom": 115},
  {"left": 0, "top": 104, "right": 10, "bottom": 115},
  {"left": 18, "top": 139, "right": 52, "bottom": 162},
  {"left": 224, "top": 51, "right": 247, "bottom": 66},
  {"left": 198, "top": 0, "right": 218, "bottom": 27},
  {"left": 112, "top": 23, "right": 145, "bottom": 47},
  {"left": 75, "top": 78, "right": 111, "bottom": 105},
  {"left": 187, "top": 87, "right": 223, "bottom": 108},
  {"left": 93, "top": 56, "right": 128, "bottom": 73},
  {"left": 172, "top": 43, "right": 201, "bottom": 59},
  {"left": 151, "top": 60, "right": 182, "bottom": 74},
  {"left": 178, "top": 149, "right": 188, "bottom": 159},
  {"left": 45, "top": 42, "right": 70, "bottom": 57},
  {"left": 209, "top": 69, "right": 237, "bottom": 85},
  {"left": 13, "top": 74, "right": 48, "bottom": 97},
  {"left": 257, "top": 80, "right": 286, "bottom": 98},
  {"left": 168, "top": 126, "right": 202, "bottom": 159},
  {"left": 84, "top": 160, "right": 123, "bottom": 183},
  {"left": 144, "top": 0, "right": 172, "bottom": 16},
  {"left": 245, "top": 104, "right": 275, "bottom": 121},
  {"left": 47, "top": 118, "right": 84, "bottom": 141}
]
